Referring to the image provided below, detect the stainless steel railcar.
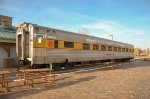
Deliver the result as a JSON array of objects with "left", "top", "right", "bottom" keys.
[{"left": 16, "top": 22, "right": 134, "bottom": 69}]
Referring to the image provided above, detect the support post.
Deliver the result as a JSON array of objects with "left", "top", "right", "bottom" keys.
[{"left": 50, "top": 63, "right": 52, "bottom": 69}]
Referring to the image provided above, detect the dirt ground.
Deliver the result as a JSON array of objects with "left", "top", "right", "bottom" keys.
[{"left": 1, "top": 60, "right": 150, "bottom": 99}]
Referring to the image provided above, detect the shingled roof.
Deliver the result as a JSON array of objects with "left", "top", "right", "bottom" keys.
[{"left": 0, "top": 25, "right": 16, "bottom": 40}]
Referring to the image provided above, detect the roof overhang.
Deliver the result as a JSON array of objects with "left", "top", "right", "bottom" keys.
[{"left": 0, "top": 39, "right": 16, "bottom": 43}]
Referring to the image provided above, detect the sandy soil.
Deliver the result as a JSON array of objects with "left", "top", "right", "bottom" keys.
[{"left": 1, "top": 60, "right": 150, "bottom": 99}]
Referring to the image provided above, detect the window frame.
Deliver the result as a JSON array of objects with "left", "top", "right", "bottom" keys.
[
  {"left": 93, "top": 44, "right": 99, "bottom": 50},
  {"left": 54, "top": 40, "right": 58, "bottom": 48},
  {"left": 64, "top": 41, "right": 74, "bottom": 48},
  {"left": 118, "top": 47, "right": 122, "bottom": 52},
  {"left": 101, "top": 45, "right": 107, "bottom": 51},
  {"left": 36, "top": 34, "right": 44, "bottom": 44},
  {"left": 113, "top": 46, "right": 118, "bottom": 52},
  {"left": 122, "top": 48, "right": 126, "bottom": 52},
  {"left": 83, "top": 43, "right": 90, "bottom": 50},
  {"left": 108, "top": 46, "right": 113, "bottom": 51}
]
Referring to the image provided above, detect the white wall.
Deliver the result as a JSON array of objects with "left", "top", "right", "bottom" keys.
[
  {"left": 0, "top": 46, "right": 16, "bottom": 68},
  {"left": 10, "top": 46, "right": 16, "bottom": 58},
  {"left": 10, "top": 46, "right": 17, "bottom": 66}
]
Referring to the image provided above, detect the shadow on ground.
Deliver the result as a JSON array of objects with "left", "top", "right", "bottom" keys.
[
  {"left": 0, "top": 76, "right": 97, "bottom": 99},
  {"left": 68, "top": 60, "right": 150, "bottom": 74},
  {"left": 118, "top": 60, "right": 150, "bottom": 69}
]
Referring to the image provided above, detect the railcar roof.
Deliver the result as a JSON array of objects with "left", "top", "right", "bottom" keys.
[{"left": 19, "top": 22, "right": 134, "bottom": 47}]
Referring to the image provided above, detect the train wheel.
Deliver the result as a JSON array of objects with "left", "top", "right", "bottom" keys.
[{"left": 19, "top": 60, "right": 24, "bottom": 66}]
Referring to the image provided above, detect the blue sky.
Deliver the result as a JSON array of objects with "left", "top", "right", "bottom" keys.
[{"left": 0, "top": 0, "right": 150, "bottom": 49}]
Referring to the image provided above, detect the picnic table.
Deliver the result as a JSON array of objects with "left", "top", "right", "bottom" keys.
[
  {"left": 0, "top": 70, "right": 11, "bottom": 91},
  {"left": 19, "top": 68, "right": 56, "bottom": 87}
]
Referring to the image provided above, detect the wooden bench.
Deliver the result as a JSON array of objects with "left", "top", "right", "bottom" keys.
[
  {"left": 48, "top": 74, "right": 57, "bottom": 83},
  {"left": 3, "top": 78, "right": 33, "bottom": 89},
  {"left": 0, "top": 71, "right": 11, "bottom": 92},
  {"left": 23, "top": 74, "right": 57, "bottom": 87},
  {"left": 26, "top": 78, "right": 34, "bottom": 87},
  {"left": 2, "top": 78, "right": 23, "bottom": 91},
  {"left": 16, "top": 73, "right": 34, "bottom": 80},
  {"left": 0, "top": 70, "right": 57, "bottom": 92},
  {"left": 31, "top": 74, "right": 57, "bottom": 83},
  {"left": 1, "top": 73, "right": 34, "bottom": 89}
]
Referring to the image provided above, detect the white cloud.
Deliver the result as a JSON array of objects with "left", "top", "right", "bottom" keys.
[
  {"left": 82, "top": 20, "right": 146, "bottom": 36},
  {"left": 81, "top": 20, "right": 150, "bottom": 49},
  {"left": 82, "top": 20, "right": 121, "bottom": 35}
]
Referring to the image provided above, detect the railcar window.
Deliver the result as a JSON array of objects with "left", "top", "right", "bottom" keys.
[
  {"left": 47, "top": 30, "right": 50, "bottom": 32},
  {"left": 118, "top": 47, "right": 121, "bottom": 52},
  {"left": 35, "top": 27, "right": 39, "bottom": 31},
  {"left": 129, "top": 49, "right": 131, "bottom": 52},
  {"left": 101, "top": 45, "right": 106, "bottom": 51},
  {"left": 114, "top": 47, "right": 118, "bottom": 52},
  {"left": 36, "top": 35, "right": 43, "bottom": 44},
  {"left": 125, "top": 48, "right": 128, "bottom": 52},
  {"left": 83, "top": 43, "right": 90, "bottom": 50},
  {"left": 122, "top": 48, "right": 126, "bottom": 52},
  {"left": 64, "top": 41, "right": 74, "bottom": 48},
  {"left": 54, "top": 40, "right": 58, "bottom": 48},
  {"left": 93, "top": 44, "right": 99, "bottom": 50},
  {"left": 132, "top": 49, "right": 134, "bottom": 53},
  {"left": 108, "top": 46, "right": 112, "bottom": 51},
  {"left": 53, "top": 30, "right": 56, "bottom": 33},
  {"left": 128, "top": 48, "right": 130, "bottom": 52}
]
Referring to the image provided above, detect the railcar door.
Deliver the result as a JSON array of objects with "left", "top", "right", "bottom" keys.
[
  {"left": 17, "top": 31, "right": 22, "bottom": 58},
  {"left": 24, "top": 31, "right": 30, "bottom": 58},
  {"left": 17, "top": 26, "right": 30, "bottom": 63}
]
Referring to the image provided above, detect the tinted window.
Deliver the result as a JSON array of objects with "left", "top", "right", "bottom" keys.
[
  {"left": 93, "top": 44, "right": 99, "bottom": 50},
  {"left": 122, "top": 48, "right": 125, "bottom": 52},
  {"left": 114, "top": 47, "right": 118, "bottom": 52},
  {"left": 108, "top": 46, "right": 112, "bottom": 51},
  {"left": 64, "top": 41, "right": 74, "bottom": 48},
  {"left": 101, "top": 45, "right": 106, "bottom": 51},
  {"left": 132, "top": 49, "right": 134, "bottom": 53},
  {"left": 126, "top": 48, "right": 127, "bottom": 52},
  {"left": 83, "top": 43, "right": 90, "bottom": 50},
  {"left": 118, "top": 47, "right": 121, "bottom": 52},
  {"left": 54, "top": 40, "right": 58, "bottom": 48},
  {"left": 36, "top": 35, "right": 43, "bottom": 44}
]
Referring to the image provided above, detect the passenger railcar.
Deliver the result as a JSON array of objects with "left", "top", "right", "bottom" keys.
[{"left": 16, "top": 22, "right": 134, "bottom": 70}]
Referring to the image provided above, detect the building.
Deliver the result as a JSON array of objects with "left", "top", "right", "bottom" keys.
[
  {"left": 134, "top": 48, "right": 150, "bottom": 59},
  {"left": 0, "top": 15, "right": 12, "bottom": 26},
  {"left": 142, "top": 49, "right": 150, "bottom": 56},
  {"left": 0, "top": 15, "right": 16, "bottom": 69},
  {"left": 134, "top": 48, "right": 142, "bottom": 58}
]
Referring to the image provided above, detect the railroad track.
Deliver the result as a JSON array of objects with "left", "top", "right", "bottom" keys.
[{"left": 53, "top": 60, "right": 139, "bottom": 75}]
